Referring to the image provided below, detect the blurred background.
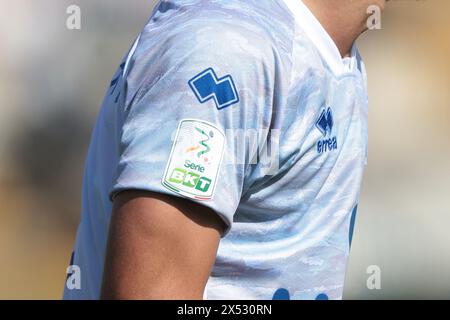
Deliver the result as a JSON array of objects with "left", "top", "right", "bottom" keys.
[{"left": 0, "top": 0, "right": 448, "bottom": 299}]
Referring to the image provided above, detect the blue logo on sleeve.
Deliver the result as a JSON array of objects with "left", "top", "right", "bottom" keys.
[{"left": 189, "top": 68, "right": 239, "bottom": 110}]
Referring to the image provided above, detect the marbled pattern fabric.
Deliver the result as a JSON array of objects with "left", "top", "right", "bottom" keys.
[{"left": 64, "top": 0, "right": 368, "bottom": 300}]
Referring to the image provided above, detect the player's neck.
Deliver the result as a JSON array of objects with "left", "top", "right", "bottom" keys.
[{"left": 302, "top": 0, "right": 368, "bottom": 58}]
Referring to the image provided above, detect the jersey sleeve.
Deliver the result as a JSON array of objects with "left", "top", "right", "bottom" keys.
[{"left": 109, "top": 17, "right": 276, "bottom": 233}]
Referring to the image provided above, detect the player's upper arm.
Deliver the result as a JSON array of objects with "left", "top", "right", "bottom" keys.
[{"left": 101, "top": 190, "right": 225, "bottom": 300}]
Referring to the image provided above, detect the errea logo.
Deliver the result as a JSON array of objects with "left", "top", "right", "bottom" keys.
[
  {"left": 316, "top": 107, "right": 334, "bottom": 136},
  {"left": 316, "top": 107, "right": 338, "bottom": 154}
]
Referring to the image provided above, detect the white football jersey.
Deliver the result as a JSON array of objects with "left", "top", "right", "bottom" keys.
[{"left": 64, "top": 0, "right": 368, "bottom": 300}]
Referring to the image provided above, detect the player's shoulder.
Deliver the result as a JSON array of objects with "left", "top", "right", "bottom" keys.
[{"left": 143, "top": 0, "right": 295, "bottom": 58}]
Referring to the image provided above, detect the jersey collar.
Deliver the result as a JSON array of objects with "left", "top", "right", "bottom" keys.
[{"left": 282, "top": 0, "right": 358, "bottom": 76}]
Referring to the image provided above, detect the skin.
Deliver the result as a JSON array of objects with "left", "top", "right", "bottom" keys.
[
  {"left": 101, "top": 191, "right": 225, "bottom": 299},
  {"left": 303, "top": 0, "right": 387, "bottom": 57},
  {"left": 101, "top": 0, "right": 387, "bottom": 300}
]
